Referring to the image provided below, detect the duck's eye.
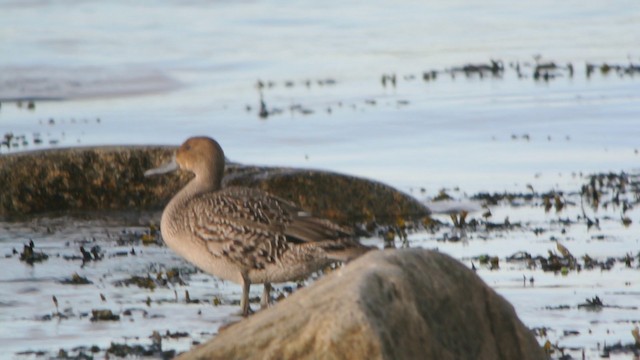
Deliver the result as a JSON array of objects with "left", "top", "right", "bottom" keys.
[{"left": 184, "top": 144, "right": 192, "bottom": 151}]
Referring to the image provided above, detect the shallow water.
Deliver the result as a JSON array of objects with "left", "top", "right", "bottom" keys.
[
  {"left": 2, "top": 0, "right": 640, "bottom": 193},
  {"left": 1, "top": 185, "right": 639, "bottom": 359},
  {"left": 1, "top": 0, "right": 640, "bottom": 358}
]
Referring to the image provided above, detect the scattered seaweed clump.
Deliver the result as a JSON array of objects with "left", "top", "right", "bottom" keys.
[
  {"left": 470, "top": 192, "right": 535, "bottom": 206},
  {"left": 601, "top": 341, "right": 640, "bottom": 357},
  {"left": 575, "top": 296, "right": 637, "bottom": 311},
  {"left": 577, "top": 296, "right": 604, "bottom": 310},
  {"left": 140, "top": 224, "right": 162, "bottom": 245},
  {"left": 55, "top": 348, "right": 94, "bottom": 360},
  {"left": 472, "top": 254, "right": 500, "bottom": 270},
  {"left": 113, "top": 275, "right": 158, "bottom": 290},
  {"left": 450, "top": 59, "right": 505, "bottom": 79},
  {"left": 60, "top": 273, "right": 93, "bottom": 285},
  {"left": 112, "top": 268, "right": 188, "bottom": 290},
  {"left": 163, "top": 330, "right": 189, "bottom": 339},
  {"left": 114, "top": 225, "right": 163, "bottom": 247},
  {"left": 15, "top": 350, "right": 47, "bottom": 357},
  {"left": 471, "top": 190, "right": 570, "bottom": 213},
  {"left": 504, "top": 241, "right": 633, "bottom": 274},
  {"left": 39, "top": 310, "right": 72, "bottom": 321},
  {"left": 586, "top": 61, "right": 640, "bottom": 79},
  {"left": 506, "top": 251, "right": 533, "bottom": 262},
  {"left": 160, "top": 267, "right": 187, "bottom": 286},
  {"left": 581, "top": 172, "right": 640, "bottom": 212},
  {"left": 90, "top": 309, "right": 120, "bottom": 322},
  {"left": 481, "top": 217, "right": 520, "bottom": 231},
  {"left": 16, "top": 343, "right": 101, "bottom": 358},
  {"left": 80, "top": 245, "right": 104, "bottom": 264},
  {"left": 239, "top": 57, "right": 640, "bottom": 121},
  {"left": 19, "top": 240, "right": 49, "bottom": 265},
  {"left": 38, "top": 295, "right": 76, "bottom": 321},
  {"left": 106, "top": 331, "right": 175, "bottom": 359},
  {"left": 581, "top": 254, "right": 616, "bottom": 271},
  {"left": 539, "top": 242, "right": 578, "bottom": 273},
  {"left": 116, "top": 223, "right": 163, "bottom": 246},
  {"left": 541, "top": 339, "right": 573, "bottom": 360},
  {"left": 64, "top": 244, "right": 105, "bottom": 265},
  {"left": 542, "top": 192, "right": 567, "bottom": 212},
  {"left": 437, "top": 214, "right": 520, "bottom": 234},
  {"left": 432, "top": 189, "right": 453, "bottom": 202}
]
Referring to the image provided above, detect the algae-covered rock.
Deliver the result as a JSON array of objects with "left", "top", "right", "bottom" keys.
[
  {"left": 223, "top": 165, "right": 429, "bottom": 226},
  {"left": 0, "top": 147, "right": 429, "bottom": 226},
  {"left": 0, "top": 146, "right": 184, "bottom": 216}
]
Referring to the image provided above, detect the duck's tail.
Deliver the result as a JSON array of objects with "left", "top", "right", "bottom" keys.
[{"left": 321, "top": 239, "right": 376, "bottom": 262}]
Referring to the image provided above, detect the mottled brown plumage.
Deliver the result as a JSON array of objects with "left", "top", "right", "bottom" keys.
[{"left": 145, "top": 136, "right": 371, "bottom": 316}]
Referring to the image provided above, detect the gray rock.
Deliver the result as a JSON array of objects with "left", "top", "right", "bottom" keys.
[{"left": 178, "top": 249, "right": 545, "bottom": 360}]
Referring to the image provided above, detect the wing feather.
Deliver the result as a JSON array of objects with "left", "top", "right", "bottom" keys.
[{"left": 179, "top": 186, "right": 364, "bottom": 269}]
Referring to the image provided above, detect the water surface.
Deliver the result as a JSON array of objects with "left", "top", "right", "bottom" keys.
[{"left": 1, "top": 1, "right": 640, "bottom": 358}]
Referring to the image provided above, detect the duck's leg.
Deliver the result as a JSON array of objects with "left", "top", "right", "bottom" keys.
[
  {"left": 240, "top": 273, "right": 252, "bottom": 317},
  {"left": 261, "top": 283, "right": 272, "bottom": 309}
]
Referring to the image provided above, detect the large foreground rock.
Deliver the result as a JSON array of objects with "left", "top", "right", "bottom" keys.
[
  {"left": 179, "top": 249, "right": 545, "bottom": 360},
  {"left": 0, "top": 147, "right": 429, "bottom": 225}
]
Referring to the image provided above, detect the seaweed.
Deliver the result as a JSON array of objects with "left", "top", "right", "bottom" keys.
[{"left": 19, "top": 240, "right": 48, "bottom": 265}]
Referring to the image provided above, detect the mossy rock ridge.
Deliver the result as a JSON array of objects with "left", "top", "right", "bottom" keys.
[{"left": 1, "top": 147, "right": 429, "bottom": 226}]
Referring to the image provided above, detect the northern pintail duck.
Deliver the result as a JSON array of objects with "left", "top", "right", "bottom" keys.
[{"left": 145, "top": 136, "right": 372, "bottom": 316}]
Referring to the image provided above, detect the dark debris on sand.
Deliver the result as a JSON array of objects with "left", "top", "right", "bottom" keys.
[
  {"left": 107, "top": 331, "right": 175, "bottom": 359},
  {"left": 19, "top": 240, "right": 49, "bottom": 265}
]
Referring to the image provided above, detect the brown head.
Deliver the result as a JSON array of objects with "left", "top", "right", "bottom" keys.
[
  {"left": 176, "top": 136, "right": 225, "bottom": 179},
  {"left": 145, "top": 136, "right": 226, "bottom": 190}
]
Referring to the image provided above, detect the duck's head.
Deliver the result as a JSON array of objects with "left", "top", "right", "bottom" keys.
[{"left": 145, "top": 136, "right": 225, "bottom": 185}]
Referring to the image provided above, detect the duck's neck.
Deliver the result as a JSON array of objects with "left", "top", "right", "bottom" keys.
[
  {"left": 162, "top": 171, "right": 222, "bottom": 236},
  {"left": 182, "top": 172, "right": 222, "bottom": 197}
]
